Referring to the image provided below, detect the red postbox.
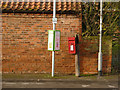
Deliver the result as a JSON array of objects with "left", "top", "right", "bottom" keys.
[{"left": 68, "top": 37, "right": 76, "bottom": 54}]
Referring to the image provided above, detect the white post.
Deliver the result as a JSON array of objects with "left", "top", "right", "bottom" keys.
[
  {"left": 98, "top": 0, "right": 102, "bottom": 76},
  {"left": 52, "top": 0, "right": 56, "bottom": 77}
]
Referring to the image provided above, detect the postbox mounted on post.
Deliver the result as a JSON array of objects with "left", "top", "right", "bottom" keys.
[{"left": 68, "top": 37, "right": 76, "bottom": 54}]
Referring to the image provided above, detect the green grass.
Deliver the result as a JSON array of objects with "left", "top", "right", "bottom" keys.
[
  {"left": 2, "top": 73, "right": 118, "bottom": 80},
  {"left": 2, "top": 73, "right": 77, "bottom": 80},
  {"left": 102, "top": 75, "right": 118, "bottom": 80}
]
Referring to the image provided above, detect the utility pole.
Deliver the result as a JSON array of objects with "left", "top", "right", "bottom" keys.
[
  {"left": 98, "top": 0, "right": 102, "bottom": 76},
  {"left": 52, "top": 0, "right": 56, "bottom": 77}
]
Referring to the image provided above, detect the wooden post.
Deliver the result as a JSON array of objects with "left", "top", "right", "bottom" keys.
[{"left": 75, "top": 35, "right": 80, "bottom": 77}]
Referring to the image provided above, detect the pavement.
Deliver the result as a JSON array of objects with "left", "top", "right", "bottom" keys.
[
  {"left": 2, "top": 80, "right": 118, "bottom": 88},
  {"left": 2, "top": 74, "right": 119, "bottom": 89}
]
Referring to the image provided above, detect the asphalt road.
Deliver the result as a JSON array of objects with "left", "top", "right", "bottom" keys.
[{"left": 2, "top": 80, "right": 118, "bottom": 88}]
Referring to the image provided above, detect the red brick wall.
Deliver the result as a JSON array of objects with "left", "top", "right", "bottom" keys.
[
  {"left": 79, "top": 37, "right": 112, "bottom": 74},
  {"left": 2, "top": 13, "right": 82, "bottom": 74},
  {"left": 2, "top": 13, "right": 112, "bottom": 75}
]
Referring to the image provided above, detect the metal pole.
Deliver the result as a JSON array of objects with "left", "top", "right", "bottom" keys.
[
  {"left": 52, "top": 0, "right": 56, "bottom": 77},
  {"left": 98, "top": 0, "right": 102, "bottom": 76}
]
